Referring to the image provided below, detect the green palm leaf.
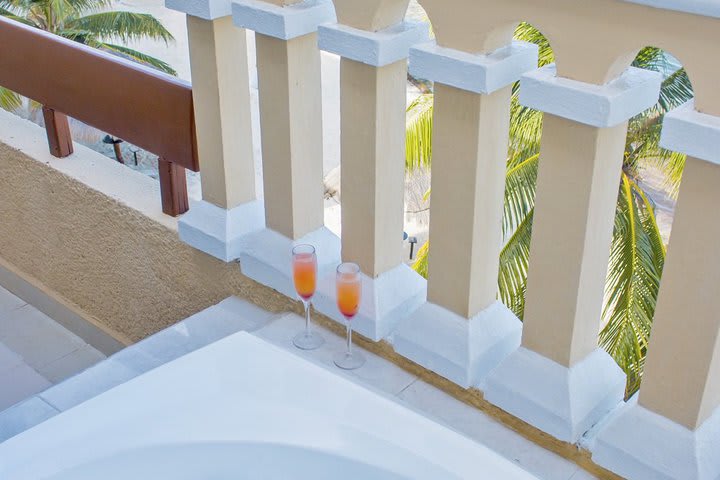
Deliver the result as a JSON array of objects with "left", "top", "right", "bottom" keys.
[
  {"left": 98, "top": 43, "right": 177, "bottom": 76},
  {"left": 600, "top": 174, "right": 664, "bottom": 397},
  {"left": 405, "top": 93, "right": 433, "bottom": 172},
  {"left": 67, "top": 11, "right": 173, "bottom": 44},
  {"left": 0, "top": 86, "right": 22, "bottom": 111}
]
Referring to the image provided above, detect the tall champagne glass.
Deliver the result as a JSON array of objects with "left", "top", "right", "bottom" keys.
[
  {"left": 334, "top": 262, "right": 365, "bottom": 369},
  {"left": 292, "top": 244, "right": 324, "bottom": 350}
]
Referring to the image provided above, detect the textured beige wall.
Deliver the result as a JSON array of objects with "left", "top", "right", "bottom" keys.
[
  {"left": 333, "top": 0, "right": 410, "bottom": 31},
  {"left": 418, "top": 0, "right": 720, "bottom": 114},
  {"left": 0, "top": 138, "right": 295, "bottom": 344}
]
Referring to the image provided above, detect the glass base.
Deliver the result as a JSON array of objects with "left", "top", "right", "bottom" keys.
[
  {"left": 334, "top": 351, "right": 366, "bottom": 370},
  {"left": 292, "top": 331, "right": 325, "bottom": 350}
]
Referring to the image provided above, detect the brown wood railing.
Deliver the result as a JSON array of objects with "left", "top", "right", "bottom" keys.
[{"left": 0, "top": 16, "right": 199, "bottom": 216}]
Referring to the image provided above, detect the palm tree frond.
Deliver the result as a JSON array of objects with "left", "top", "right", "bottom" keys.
[
  {"left": 67, "top": 11, "right": 174, "bottom": 44},
  {"left": 412, "top": 241, "right": 430, "bottom": 278},
  {"left": 99, "top": 42, "right": 177, "bottom": 75},
  {"left": 600, "top": 174, "right": 664, "bottom": 398},
  {"left": 405, "top": 93, "right": 434, "bottom": 172},
  {"left": 0, "top": 86, "right": 22, "bottom": 111}
]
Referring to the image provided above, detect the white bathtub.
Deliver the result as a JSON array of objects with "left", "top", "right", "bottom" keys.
[{"left": 0, "top": 332, "right": 538, "bottom": 479}]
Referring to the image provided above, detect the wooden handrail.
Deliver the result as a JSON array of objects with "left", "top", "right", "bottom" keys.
[{"left": 0, "top": 16, "right": 199, "bottom": 216}]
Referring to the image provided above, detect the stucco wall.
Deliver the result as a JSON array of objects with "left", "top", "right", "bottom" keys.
[{"left": 0, "top": 111, "right": 295, "bottom": 343}]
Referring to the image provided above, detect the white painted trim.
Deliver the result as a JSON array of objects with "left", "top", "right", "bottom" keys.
[
  {"left": 232, "top": 0, "right": 335, "bottom": 40},
  {"left": 483, "top": 347, "right": 626, "bottom": 443},
  {"left": 237, "top": 227, "right": 341, "bottom": 299},
  {"left": 660, "top": 100, "right": 720, "bottom": 165},
  {"left": 178, "top": 199, "right": 266, "bottom": 262},
  {"left": 520, "top": 64, "right": 662, "bottom": 127},
  {"left": 622, "top": 0, "right": 720, "bottom": 19},
  {"left": 589, "top": 400, "right": 720, "bottom": 480},
  {"left": 313, "top": 264, "right": 426, "bottom": 342},
  {"left": 409, "top": 41, "right": 539, "bottom": 95},
  {"left": 318, "top": 22, "right": 429, "bottom": 67},
  {"left": 393, "top": 301, "right": 522, "bottom": 388},
  {"left": 165, "top": 0, "right": 232, "bottom": 20}
]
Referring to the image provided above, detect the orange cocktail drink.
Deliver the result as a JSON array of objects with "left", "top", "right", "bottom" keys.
[
  {"left": 337, "top": 276, "right": 360, "bottom": 319},
  {"left": 293, "top": 253, "right": 317, "bottom": 301},
  {"left": 291, "top": 245, "right": 324, "bottom": 350},
  {"left": 334, "top": 263, "right": 365, "bottom": 370}
]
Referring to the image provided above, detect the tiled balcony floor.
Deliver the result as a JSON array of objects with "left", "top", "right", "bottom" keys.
[{"left": 0, "top": 286, "right": 105, "bottom": 411}]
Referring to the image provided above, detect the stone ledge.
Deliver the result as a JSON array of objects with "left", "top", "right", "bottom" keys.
[
  {"left": 393, "top": 301, "right": 522, "bottom": 388},
  {"left": 589, "top": 399, "right": 720, "bottom": 480},
  {"left": 165, "top": 0, "right": 232, "bottom": 20},
  {"left": 660, "top": 100, "right": 720, "bottom": 165},
  {"left": 520, "top": 64, "right": 662, "bottom": 127},
  {"left": 483, "top": 347, "right": 626, "bottom": 443},
  {"left": 319, "top": 22, "right": 429, "bottom": 67},
  {"left": 237, "top": 227, "right": 341, "bottom": 299},
  {"left": 409, "top": 41, "right": 539, "bottom": 94},
  {"left": 178, "top": 199, "right": 266, "bottom": 262},
  {"left": 232, "top": 0, "right": 335, "bottom": 40},
  {"left": 312, "top": 264, "right": 426, "bottom": 342}
]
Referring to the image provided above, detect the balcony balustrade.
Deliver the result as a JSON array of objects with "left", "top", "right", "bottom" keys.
[
  {"left": 0, "top": 16, "right": 198, "bottom": 216},
  {"left": 2, "top": 0, "right": 720, "bottom": 478}
]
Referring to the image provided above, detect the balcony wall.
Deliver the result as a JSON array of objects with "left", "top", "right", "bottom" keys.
[
  {"left": 0, "top": 110, "right": 296, "bottom": 344},
  {"left": 2, "top": 0, "right": 720, "bottom": 479}
]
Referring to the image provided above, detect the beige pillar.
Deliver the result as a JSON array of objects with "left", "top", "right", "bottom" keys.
[
  {"left": 426, "top": 84, "right": 512, "bottom": 318},
  {"left": 255, "top": 32, "right": 324, "bottom": 240},
  {"left": 187, "top": 16, "right": 255, "bottom": 209},
  {"left": 329, "top": 0, "right": 410, "bottom": 277},
  {"left": 339, "top": 58, "right": 406, "bottom": 277},
  {"left": 639, "top": 157, "right": 720, "bottom": 430},
  {"left": 522, "top": 114, "right": 628, "bottom": 367}
]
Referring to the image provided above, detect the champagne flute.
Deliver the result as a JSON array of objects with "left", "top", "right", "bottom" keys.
[
  {"left": 292, "top": 244, "right": 324, "bottom": 350},
  {"left": 334, "top": 262, "right": 365, "bottom": 370}
]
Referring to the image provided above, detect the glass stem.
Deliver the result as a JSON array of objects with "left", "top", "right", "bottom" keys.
[
  {"left": 304, "top": 301, "right": 311, "bottom": 336},
  {"left": 346, "top": 320, "right": 352, "bottom": 356}
]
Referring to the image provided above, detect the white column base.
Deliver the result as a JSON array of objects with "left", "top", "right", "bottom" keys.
[
  {"left": 313, "top": 264, "right": 426, "bottom": 342},
  {"left": 237, "top": 227, "right": 341, "bottom": 299},
  {"left": 392, "top": 301, "right": 521, "bottom": 388},
  {"left": 178, "top": 199, "right": 265, "bottom": 262},
  {"left": 587, "top": 399, "right": 720, "bottom": 480},
  {"left": 483, "top": 347, "right": 625, "bottom": 443}
]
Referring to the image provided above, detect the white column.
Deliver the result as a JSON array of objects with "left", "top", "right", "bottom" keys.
[
  {"left": 483, "top": 64, "right": 662, "bottom": 442},
  {"left": 591, "top": 102, "right": 720, "bottom": 480},
  {"left": 312, "top": 19, "right": 429, "bottom": 340},
  {"left": 393, "top": 42, "right": 538, "bottom": 387},
  {"left": 167, "top": 0, "right": 264, "bottom": 262},
  {"left": 229, "top": 0, "right": 341, "bottom": 299}
]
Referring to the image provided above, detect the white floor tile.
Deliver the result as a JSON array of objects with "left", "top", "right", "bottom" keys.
[
  {"left": 0, "top": 306, "right": 85, "bottom": 370},
  {"left": 0, "top": 342, "right": 23, "bottom": 374},
  {"left": 0, "top": 363, "right": 51, "bottom": 411},
  {"left": 0, "top": 287, "right": 26, "bottom": 314},
  {"left": 37, "top": 346, "right": 106, "bottom": 383}
]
